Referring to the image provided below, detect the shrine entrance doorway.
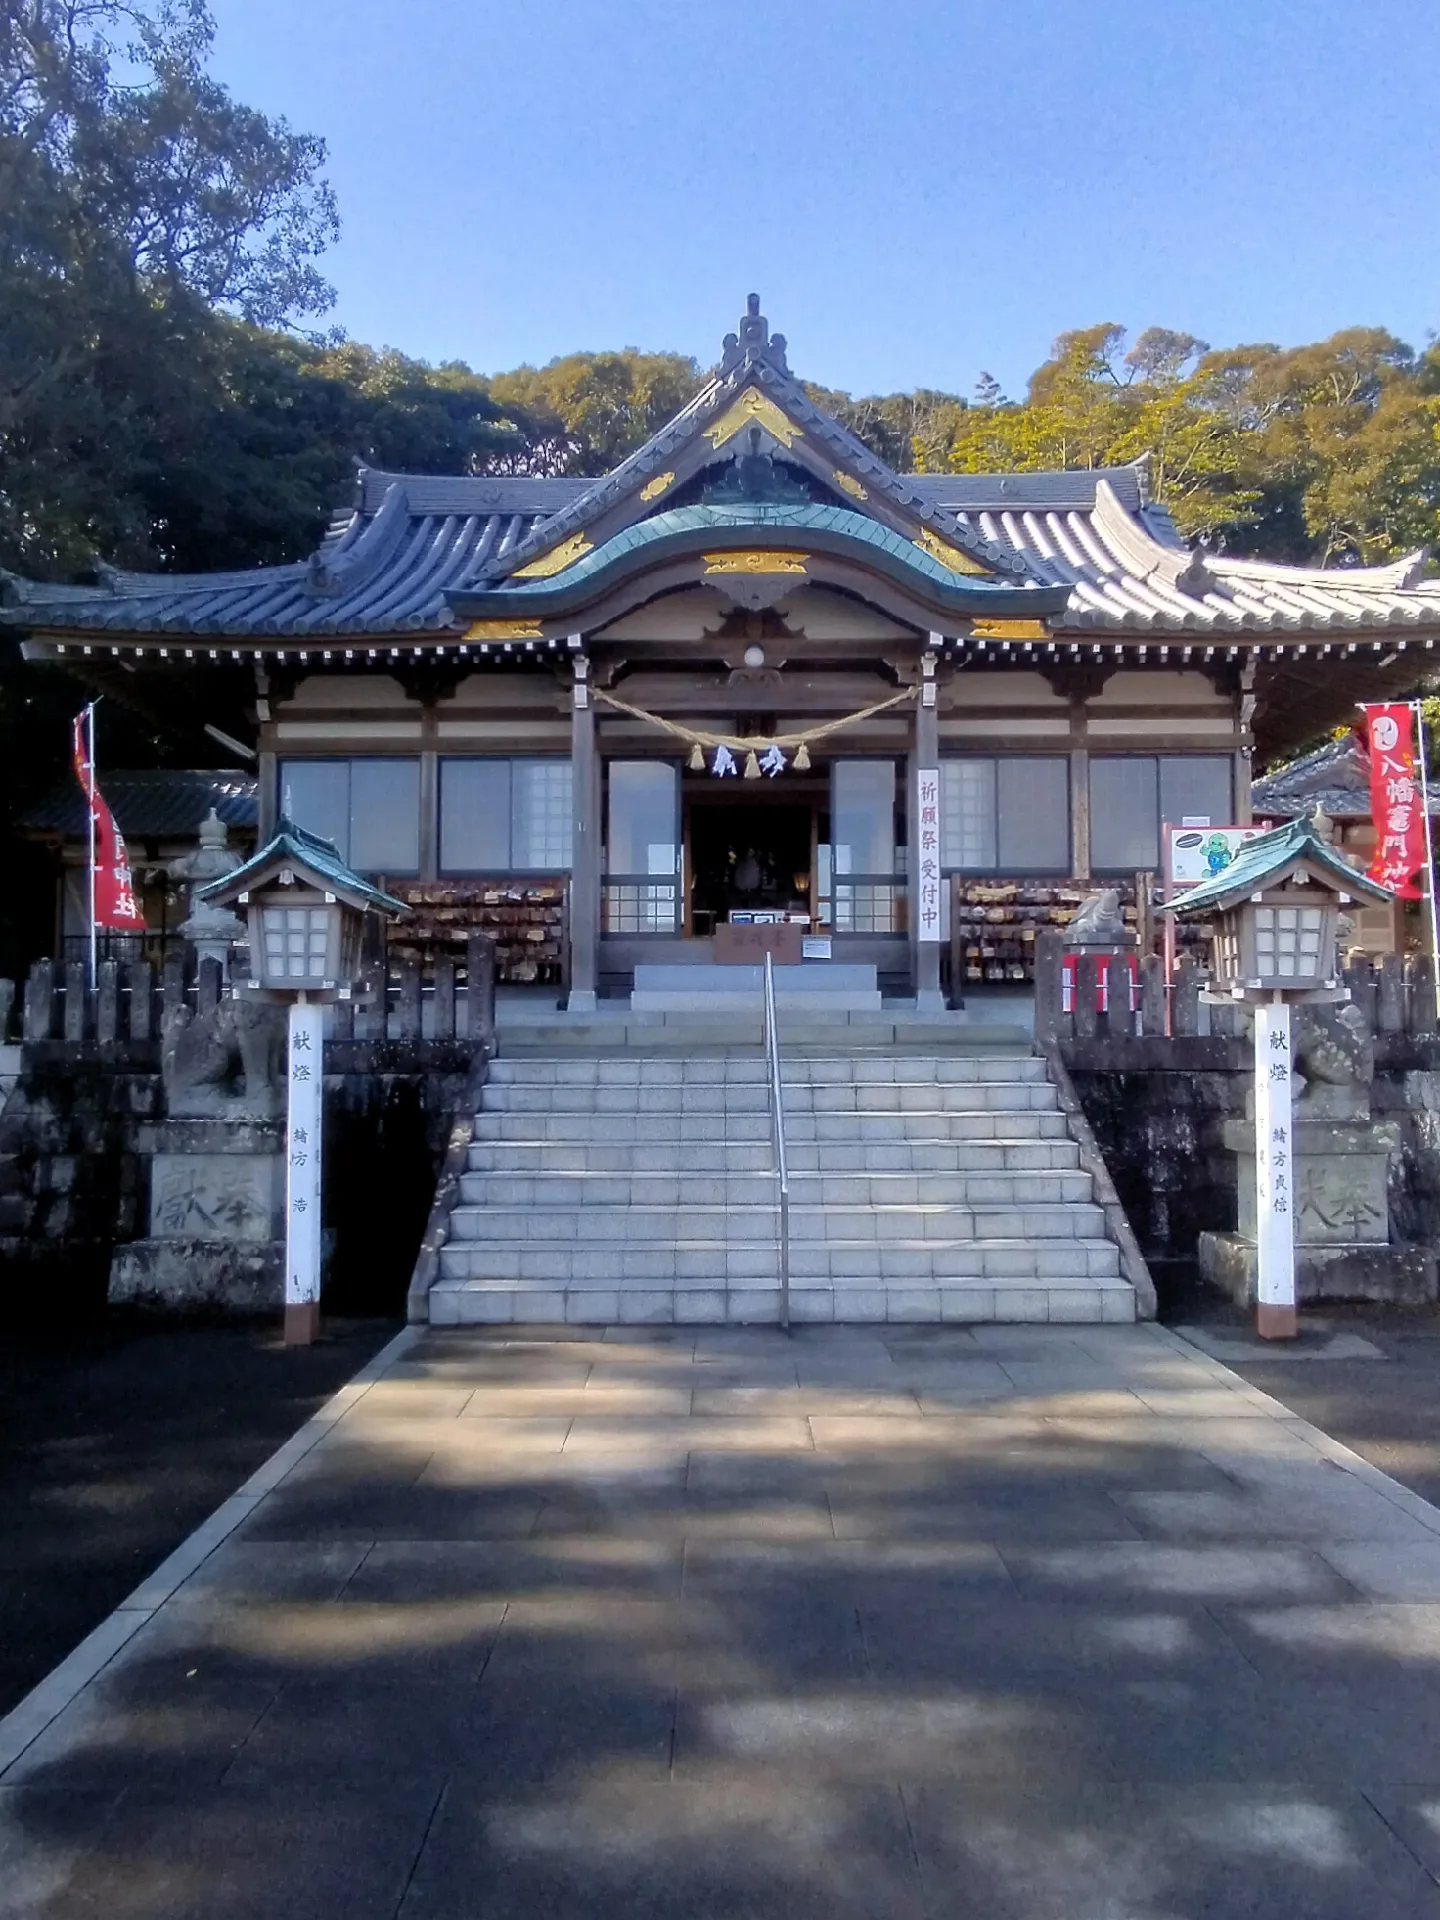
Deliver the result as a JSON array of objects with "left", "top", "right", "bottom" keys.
[{"left": 684, "top": 791, "right": 818, "bottom": 938}]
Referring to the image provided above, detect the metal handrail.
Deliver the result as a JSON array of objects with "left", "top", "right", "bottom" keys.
[{"left": 762, "top": 952, "right": 791, "bottom": 1330}]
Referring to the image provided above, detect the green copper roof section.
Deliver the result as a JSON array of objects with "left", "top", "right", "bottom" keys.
[
  {"left": 448, "top": 503, "right": 1069, "bottom": 620},
  {"left": 199, "top": 817, "right": 407, "bottom": 915},
  {"left": 1162, "top": 815, "right": 1395, "bottom": 918}
]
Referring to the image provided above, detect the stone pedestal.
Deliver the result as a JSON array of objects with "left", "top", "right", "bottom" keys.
[
  {"left": 1199, "top": 1231, "right": 1436, "bottom": 1305},
  {"left": 109, "top": 1117, "right": 284, "bottom": 1314},
  {"left": 1199, "top": 1022, "right": 1437, "bottom": 1305}
]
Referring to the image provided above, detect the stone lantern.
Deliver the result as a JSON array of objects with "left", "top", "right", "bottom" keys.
[
  {"left": 1165, "top": 815, "right": 1397, "bottom": 1338},
  {"left": 198, "top": 819, "right": 405, "bottom": 1344},
  {"left": 170, "top": 808, "right": 244, "bottom": 975}
]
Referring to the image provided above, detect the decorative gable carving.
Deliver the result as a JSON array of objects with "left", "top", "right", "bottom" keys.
[{"left": 703, "top": 388, "right": 803, "bottom": 450}]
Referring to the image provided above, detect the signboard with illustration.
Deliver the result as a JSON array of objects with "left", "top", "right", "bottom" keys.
[
  {"left": 1166, "top": 825, "right": 1265, "bottom": 891},
  {"left": 1160, "top": 822, "right": 1265, "bottom": 1033}
]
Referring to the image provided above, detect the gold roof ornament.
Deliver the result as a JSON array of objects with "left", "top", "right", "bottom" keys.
[
  {"left": 833, "top": 470, "right": 868, "bottom": 501},
  {"left": 639, "top": 471, "right": 675, "bottom": 501},
  {"left": 512, "top": 531, "right": 594, "bottom": 578},
  {"left": 703, "top": 551, "right": 809, "bottom": 576},
  {"left": 461, "top": 617, "right": 545, "bottom": 641},
  {"left": 917, "top": 527, "right": 991, "bottom": 577},
  {"left": 969, "top": 617, "right": 1050, "bottom": 640},
  {"left": 703, "top": 388, "right": 803, "bottom": 451}
]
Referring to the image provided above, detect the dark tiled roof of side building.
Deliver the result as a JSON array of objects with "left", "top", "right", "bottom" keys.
[
  {"left": 23, "top": 769, "right": 258, "bottom": 840},
  {"left": 1252, "top": 737, "right": 1440, "bottom": 821}
]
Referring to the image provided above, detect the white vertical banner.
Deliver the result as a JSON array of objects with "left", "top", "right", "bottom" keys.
[
  {"left": 916, "top": 767, "right": 942, "bottom": 944},
  {"left": 285, "top": 1000, "right": 323, "bottom": 1338},
  {"left": 1253, "top": 1001, "right": 1296, "bottom": 1337}
]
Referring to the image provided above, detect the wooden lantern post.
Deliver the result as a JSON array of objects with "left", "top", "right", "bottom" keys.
[
  {"left": 197, "top": 819, "right": 405, "bottom": 1346},
  {"left": 1163, "top": 815, "right": 1396, "bottom": 1341}
]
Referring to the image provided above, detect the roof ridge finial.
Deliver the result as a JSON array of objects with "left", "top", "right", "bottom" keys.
[{"left": 720, "top": 293, "right": 790, "bottom": 378}]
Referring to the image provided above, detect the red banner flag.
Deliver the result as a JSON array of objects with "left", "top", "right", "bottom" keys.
[
  {"left": 1362, "top": 703, "right": 1427, "bottom": 900},
  {"left": 72, "top": 711, "right": 145, "bottom": 929}
]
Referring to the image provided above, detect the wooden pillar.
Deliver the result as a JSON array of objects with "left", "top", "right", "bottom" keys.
[
  {"left": 1235, "top": 660, "right": 1256, "bottom": 826},
  {"left": 567, "top": 647, "right": 599, "bottom": 1012},
  {"left": 912, "top": 645, "right": 943, "bottom": 1012},
  {"left": 1069, "top": 695, "right": 1091, "bottom": 881},
  {"left": 257, "top": 751, "right": 277, "bottom": 840},
  {"left": 418, "top": 747, "right": 438, "bottom": 881},
  {"left": 255, "top": 661, "right": 277, "bottom": 840}
]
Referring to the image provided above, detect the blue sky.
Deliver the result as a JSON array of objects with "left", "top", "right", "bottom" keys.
[{"left": 209, "top": 0, "right": 1440, "bottom": 399}]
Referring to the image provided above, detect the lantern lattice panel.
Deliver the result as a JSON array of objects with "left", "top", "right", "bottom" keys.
[
  {"left": 262, "top": 904, "right": 332, "bottom": 984},
  {"left": 1254, "top": 905, "right": 1325, "bottom": 980}
]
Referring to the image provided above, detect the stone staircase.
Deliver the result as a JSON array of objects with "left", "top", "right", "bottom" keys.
[{"left": 426, "top": 1047, "right": 1138, "bottom": 1327}]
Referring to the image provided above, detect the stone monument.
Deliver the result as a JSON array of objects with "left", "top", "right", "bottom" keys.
[
  {"left": 1200, "top": 1000, "right": 1436, "bottom": 1303},
  {"left": 109, "top": 984, "right": 290, "bottom": 1316}
]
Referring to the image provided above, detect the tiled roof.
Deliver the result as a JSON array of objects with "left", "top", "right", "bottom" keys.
[
  {"left": 943, "top": 481, "right": 1440, "bottom": 634},
  {"left": 7, "top": 463, "right": 1438, "bottom": 645},
  {"left": 1252, "top": 736, "right": 1440, "bottom": 821},
  {"left": 1, "top": 496, "right": 552, "bottom": 640},
  {"left": 22, "top": 768, "right": 257, "bottom": 840}
]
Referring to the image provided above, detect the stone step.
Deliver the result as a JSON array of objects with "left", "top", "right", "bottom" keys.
[
  {"left": 471, "top": 1110, "right": 1073, "bottom": 1143},
  {"left": 632, "top": 961, "right": 878, "bottom": 991},
  {"left": 423, "top": 1013, "right": 1134, "bottom": 1330},
  {"left": 485, "top": 1054, "right": 1046, "bottom": 1086},
  {"left": 466, "top": 1139, "right": 1084, "bottom": 1175},
  {"left": 630, "top": 991, "right": 884, "bottom": 1015},
  {"left": 456, "top": 1169, "right": 1096, "bottom": 1209},
  {"left": 446, "top": 1200, "right": 1108, "bottom": 1245},
  {"left": 497, "top": 1022, "right": 1034, "bottom": 1052},
  {"left": 479, "top": 1082, "right": 1059, "bottom": 1114},
  {"left": 437, "top": 1235, "right": 1122, "bottom": 1283},
  {"left": 428, "top": 1276, "right": 1136, "bottom": 1327}
]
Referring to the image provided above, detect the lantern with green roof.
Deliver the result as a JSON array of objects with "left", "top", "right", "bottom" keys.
[
  {"left": 199, "top": 817, "right": 405, "bottom": 1000},
  {"left": 1164, "top": 815, "right": 1395, "bottom": 1002}
]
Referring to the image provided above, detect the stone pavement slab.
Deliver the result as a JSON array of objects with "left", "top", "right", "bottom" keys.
[{"left": 7, "top": 1321, "right": 1440, "bottom": 1917}]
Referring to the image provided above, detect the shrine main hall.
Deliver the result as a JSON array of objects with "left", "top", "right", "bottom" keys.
[{"left": 8, "top": 297, "right": 1440, "bottom": 1007}]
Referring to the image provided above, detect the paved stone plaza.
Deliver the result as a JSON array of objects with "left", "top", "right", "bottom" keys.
[{"left": 7, "top": 1322, "right": 1440, "bottom": 1917}]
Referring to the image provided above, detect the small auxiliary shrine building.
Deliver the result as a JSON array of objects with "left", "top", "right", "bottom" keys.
[{"left": 9, "top": 297, "right": 1440, "bottom": 1006}]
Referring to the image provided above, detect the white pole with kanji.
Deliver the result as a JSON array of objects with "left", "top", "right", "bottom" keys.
[
  {"left": 285, "top": 997, "right": 323, "bottom": 1346},
  {"left": 1413, "top": 701, "right": 1440, "bottom": 1025},
  {"left": 1253, "top": 999, "right": 1297, "bottom": 1340}
]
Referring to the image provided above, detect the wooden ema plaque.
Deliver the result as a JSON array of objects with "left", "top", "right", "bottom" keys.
[{"left": 713, "top": 922, "right": 805, "bottom": 966}]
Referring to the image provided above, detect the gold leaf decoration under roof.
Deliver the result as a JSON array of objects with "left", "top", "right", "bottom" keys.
[
  {"left": 703, "top": 550, "right": 809, "bottom": 576},
  {"left": 462, "top": 618, "right": 545, "bottom": 640},
  {"left": 639, "top": 471, "right": 675, "bottom": 501},
  {"left": 512, "top": 531, "right": 594, "bottom": 578},
  {"left": 703, "top": 388, "right": 802, "bottom": 450},
  {"left": 917, "top": 527, "right": 991, "bottom": 577},
  {"left": 833, "top": 470, "right": 868, "bottom": 501},
  {"left": 968, "top": 618, "right": 1050, "bottom": 640}
]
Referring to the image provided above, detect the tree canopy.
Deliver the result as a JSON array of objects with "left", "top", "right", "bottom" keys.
[{"left": 914, "top": 323, "right": 1440, "bottom": 567}]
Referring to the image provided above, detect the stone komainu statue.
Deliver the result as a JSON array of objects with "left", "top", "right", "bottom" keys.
[
  {"left": 1065, "top": 889, "right": 1134, "bottom": 948},
  {"left": 161, "top": 996, "right": 286, "bottom": 1116}
]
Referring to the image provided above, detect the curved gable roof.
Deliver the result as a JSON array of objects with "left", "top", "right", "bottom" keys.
[{"left": 447, "top": 501, "right": 1069, "bottom": 625}]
